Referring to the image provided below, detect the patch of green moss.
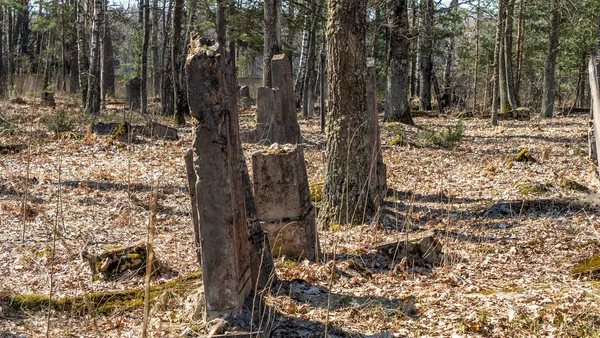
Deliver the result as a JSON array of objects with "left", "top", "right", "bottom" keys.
[
  {"left": 283, "top": 260, "right": 298, "bottom": 268},
  {"left": 329, "top": 224, "right": 344, "bottom": 232},
  {"left": 515, "top": 149, "right": 534, "bottom": 162},
  {"left": 561, "top": 179, "right": 590, "bottom": 193},
  {"left": 572, "top": 255, "right": 600, "bottom": 277},
  {"left": 390, "top": 135, "right": 404, "bottom": 146},
  {"left": 474, "top": 289, "right": 496, "bottom": 295},
  {"left": 310, "top": 182, "right": 323, "bottom": 203},
  {"left": 8, "top": 271, "right": 202, "bottom": 315}
]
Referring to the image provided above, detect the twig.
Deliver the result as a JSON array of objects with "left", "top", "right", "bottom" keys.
[
  {"left": 46, "top": 146, "right": 62, "bottom": 337},
  {"left": 142, "top": 183, "right": 159, "bottom": 338},
  {"left": 324, "top": 241, "right": 338, "bottom": 337}
]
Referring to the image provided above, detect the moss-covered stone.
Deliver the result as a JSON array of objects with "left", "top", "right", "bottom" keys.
[
  {"left": 572, "top": 255, "right": 600, "bottom": 278},
  {"left": 7, "top": 271, "right": 202, "bottom": 315},
  {"left": 515, "top": 149, "right": 534, "bottom": 162},
  {"left": 560, "top": 178, "right": 591, "bottom": 193}
]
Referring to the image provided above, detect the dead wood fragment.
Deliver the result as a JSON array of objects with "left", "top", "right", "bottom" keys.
[{"left": 376, "top": 230, "right": 443, "bottom": 266}]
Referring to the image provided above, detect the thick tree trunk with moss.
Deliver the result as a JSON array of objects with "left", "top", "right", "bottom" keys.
[
  {"left": 541, "top": 0, "right": 560, "bottom": 118},
  {"left": 263, "top": 0, "right": 282, "bottom": 88},
  {"left": 318, "top": 0, "right": 375, "bottom": 229},
  {"left": 418, "top": 0, "right": 434, "bottom": 111},
  {"left": 385, "top": 0, "right": 412, "bottom": 124}
]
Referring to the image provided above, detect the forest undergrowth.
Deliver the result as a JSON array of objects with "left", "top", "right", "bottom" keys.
[{"left": 1, "top": 95, "right": 600, "bottom": 337}]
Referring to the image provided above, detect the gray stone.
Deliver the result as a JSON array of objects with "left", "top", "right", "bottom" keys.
[
  {"left": 255, "top": 87, "right": 284, "bottom": 144},
  {"left": 271, "top": 54, "right": 301, "bottom": 144},
  {"left": 125, "top": 77, "right": 141, "bottom": 111},
  {"left": 239, "top": 85, "right": 251, "bottom": 99},
  {"left": 186, "top": 39, "right": 251, "bottom": 321},
  {"left": 252, "top": 145, "right": 318, "bottom": 261}
]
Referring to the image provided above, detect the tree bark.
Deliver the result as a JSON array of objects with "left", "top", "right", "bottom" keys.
[
  {"left": 302, "top": 0, "right": 319, "bottom": 119},
  {"left": 101, "top": 23, "right": 115, "bottom": 99},
  {"left": 77, "top": 0, "right": 88, "bottom": 106},
  {"left": 514, "top": 0, "right": 525, "bottom": 105},
  {"left": 85, "top": 0, "right": 103, "bottom": 115},
  {"left": 263, "top": 0, "right": 282, "bottom": 88},
  {"left": 0, "top": 8, "right": 7, "bottom": 99},
  {"left": 151, "top": 0, "right": 160, "bottom": 96},
  {"left": 409, "top": 0, "right": 418, "bottom": 98},
  {"left": 491, "top": 0, "right": 506, "bottom": 126},
  {"left": 472, "top": 0, "right": 480, "bottom": 113},
  {"left": 385, "top": 0, "right": 412, "bottom": 124},
  {"left": 503, "top": 0, "right": 518, "bottom": 109},
  {"left": 172, "top": 0, "right": 186, "bottom": 125},
  {"left": 442, "top": 0, "right": 458, "bottom": 106},
  {"left": 161, "top": 0, "right": 173, "bottom": 116},
  {"left": 318, "top": 0, "right": 375, "bottom": 228},
  {"left": 141, "top": 0, "right": 150, "bottom": 114},
  {"left": 418, "top": 0, "right": 434, "bottom": 111},
  {"left": 541, "top": 0, "right": 560, "bottom": 118}
]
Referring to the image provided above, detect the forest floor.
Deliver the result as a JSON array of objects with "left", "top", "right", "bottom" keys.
[{"left": 0, "top": 95, "right": 600, "bottom": 337}]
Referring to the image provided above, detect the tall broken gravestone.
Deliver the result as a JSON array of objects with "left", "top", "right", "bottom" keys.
[
  {"left": 271, "top": 54, "right": 301, "bottom": 144},
  {"left": 185, "top": 38, "right": 254, "bottom": 321},
  {"left": 240, "top": 54, "right": 301, "bottom": 145},
  {"left": 252, "top": 145, "right": 319, "bottom": 261}
]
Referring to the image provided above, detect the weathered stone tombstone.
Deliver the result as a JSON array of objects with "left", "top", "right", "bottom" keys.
[
  {"left": 40, "top": 91, "right": 55, "bottom": 107},
  {"left": 125, "top": 77, "right": 141, "bottom": 111},
  {"left": 185, "top": 38, "right": 275, "bottom": 326},
  {"left": 252, "top": 145, "right": 319, "bottom": 261},
  {"left": 271, "top": 54, "right": 301, "bottom": 144},
  {"left": 186, "top": 39, "right": 252, "bottom": 321},
  {"left": 239, "top": 85, "right": 251, "bottom": 99},
  {"left": 255, "top": 86, "right": 284, "bottom": 144},
  {"left": 366, "top": 58, "right": 387, "bottom": 207}
]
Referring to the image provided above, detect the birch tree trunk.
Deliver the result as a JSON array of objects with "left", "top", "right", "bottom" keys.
[
  {"left": 318, "top": 0, "right": 376, "bottom": 228},
  {"left": 385, "top": 0, "right": 412, "bottom": 124}
]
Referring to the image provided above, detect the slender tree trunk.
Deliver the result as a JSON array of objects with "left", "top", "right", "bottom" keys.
[
  {"left": 491, "top": 0, "right": 506, "bottom": 125},
  {"left": 418, "top": 0, "right": 434, "bottom": 111},
  {"left": 263, "top": 0, "right": 282, "bottom": 88},
  {"left": 504, "top": 0, "right": 517, "bottom": 109},
  {"left": 442, "top": 0, "right": 458, "bottom": 106},
  {"left": 302, "top": 0, "right": 319, "bottom": 119},
  {"left": 472, "top": 0, "right": 480, "bottom": 113},
  {"left": 172, "top": 0, "right": 186, "bottom": 125},
  {"left": 318, "top": 0, "right": 375, "bottom": 228},
  {"left": 7, "top": 8, "right": 14, "bottom": 88},
  {"left": 295, "top": 29, "right": 310, "bottom": 97},
  {"left": 161, "top": 0, "right": 173, "bottom": 116},
  {"left": 102, "top": 24, "right": 115, "bottom": 98},
  {"left": 385, "top": 0, "right": 412, "bottom": 124},
  {"left": 514, "top": 0, "right": 524, "bottom": 105},
  {"left": 151, "top": 0, "right": 160, "bottom": 96},
  {"left": 77, "top": 0, "right": 88, "bottom": 106},
  {"left": 409, "top": 0, "right": 417, "bottom": 98},
  {"left": 85, "top": 0, "right": 103, "bottom": 115},
  {"left": 541, "top": 0, "right": 560, "bottom": 118},
  {"left": 0, "top": 8, "right": 7, "bottom": 99},
  {"left": 141, "top": 0, "right": 150, "bottom": 114}
]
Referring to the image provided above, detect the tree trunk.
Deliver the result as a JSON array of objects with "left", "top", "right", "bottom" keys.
[
  {"left": 7, "top": 8, "right": 14, "bottom": 88},
  {"left": 418, "top": 0, "right": 434, "bottom": 111},
  {"left": 0, "top": 8, "right": 6, "bottom": 99},
  {"left": 491, "top": 0, "right": 505, "bottom": 125},
  {"left": 151, "top": 0, "right": 160, "bottom": 96},
  {"left": 263, "top": 0, "right": 282, "bottom": 88},
  {"left": 295, "top": 29, "right": 310, "bottom": 98},
  {"left": 85, "top": 0, "right": 103, "bottom": 115},
  {"left": 172, "top": 0, "right": 186, "bottom": 125},
  {"left": 472, "top": 0, "right": 480, "bottom": 113},
  {"left": 161, "top": 0, "right": 173, "bottom": 116},
  {"left": 302, "top": 0, "right": 319, "bottom": 119},
  {"left": 514, "top": 0, "right": 524, "bottom": 105},
  {"left": 102, "top": 24, "right": 115, "bottom": 99},
  {"left": 385, "top": 0, "right": 412, "bottom": 124},
  {"left": 409, "top": 0, "right": 417, "bottom": 98},
  {"left": 442, "top": 0, "right": 458, "bottom": 106},
  {"left": 503, "top": 0, "right": 517, "bottom": 109},
  {"left": 541, "top": 0, "right": 560, "bottom": 118},
  {"left": 318, "top": 0, "right": 375, "bottom": 228},
  {"left": 77, "top": 0, "right": 88, "bottom": 106},
  {"left": 141, "top": 0, "right": 150, "bottom": 114}
]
